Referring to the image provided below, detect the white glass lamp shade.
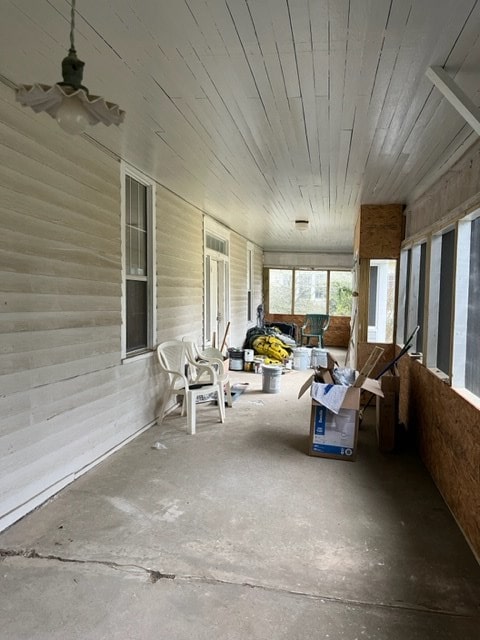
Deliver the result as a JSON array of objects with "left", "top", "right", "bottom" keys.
[
  {"left": 16, "top": 84, "right": 125, "bottom": 134},
  {"left": 55, "top": 96, "right": 90, "bottom": 134}
]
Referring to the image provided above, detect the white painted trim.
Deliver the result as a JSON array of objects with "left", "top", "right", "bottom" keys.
[
  {"left": 451, "top": 219, "right": 471, "bottom": 388},
  {"left": 396, "top": 249, "right": 409, "bottom": 345},
  {"left": 426, "top": 67, "right": 480, "bottom": 136},
  {"left": 0, "top": 419, "right": 157, "bottom": 533},
  {"left": 120, "top": 162, "right": 157, "bottom": 359},
  {"left": 426, "top": 235, "right": 442, "bottom": 368},
  {"left": 204, "top": 216, "right": 231, "bottom": 243},
  {"left": 408, "top": 245, "right": 421, "bottom": 348},
  {"left": 203, "top": 216, "right": 231, "bottom": 347},
  {"left": 121, "top": 350, "right": 155, "bottom": 365},
  {"left": 120, "top": 163, "right": 127, "bottom": 357},
  {"left": 454, "top": 387, "right": 480, "bottom": 411}
]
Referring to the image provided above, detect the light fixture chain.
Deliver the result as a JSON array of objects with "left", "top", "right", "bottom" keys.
[{"left": 69, "top": 0, "right": 76, "bottom": 53}]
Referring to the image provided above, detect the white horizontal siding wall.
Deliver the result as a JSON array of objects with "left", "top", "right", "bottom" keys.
[
  {"left": 155, "top": 188, "right": 204, "bottom": 345},
  {"left": 229, "top": 233, "right": 248, "bottom": 348},
  {"left": 0, "top": 83, "right": 262, "bottom": 531},
  {"left": 0, "top": 86, "right": 163, "bottom": 530}
]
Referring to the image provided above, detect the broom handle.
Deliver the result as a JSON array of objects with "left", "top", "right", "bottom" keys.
[{"left": 220, "top": 321, "right": 231, "bottom": 352}]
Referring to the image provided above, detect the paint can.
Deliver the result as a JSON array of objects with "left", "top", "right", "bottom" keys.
[
  {"left": 228, "top": 348, "right": 244, "bottom": 371},
  {"left": 262, "top": 365, "right": 282, "bottom": 393},
  {"left": 293, "top": 347, "right": 310, "bottom": 371},
  {"left": 254, "top": 358, "right": 263, "bottom": 373}
]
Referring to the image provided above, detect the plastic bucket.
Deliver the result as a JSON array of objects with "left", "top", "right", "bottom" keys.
[
  {"left": 311, "top": 347, "right": 328, "bottom": 368},
  {"left": 293, "top": 347, "right": 310, "bottom": 371},
  {"left": 262, "top": 365, "right": 282, "bottom": 393},
  {"left": 228, "top": 348, "right": 244, "bottom": 371}
]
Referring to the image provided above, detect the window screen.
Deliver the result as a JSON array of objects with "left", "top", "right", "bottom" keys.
[
  {"left": 436, "top": 230, "right": 455, "bottom": 375},
  {"left": 416, "top": 243, "right": 426, "bottom": 352},
  {"left": 465, "top": 217, "right": 480, "bottom": 395}
]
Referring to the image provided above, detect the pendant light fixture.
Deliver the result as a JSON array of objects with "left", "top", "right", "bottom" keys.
[
  {"left": 295, "top": 219, "right": 309, "bottom": 231},
  {"left": 16, "top": 0, "right": 125, "bottom": 135}
]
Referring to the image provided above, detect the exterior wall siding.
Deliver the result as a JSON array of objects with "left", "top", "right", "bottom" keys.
[
  {"left": 155, "top": 190, "right": 204, "bottom": 345},
  {"left": 0, "top": 85, "right": 257, "bottom": 531},
  {"left": 229, "top": 233, "right": 248, "bottom": 348}
]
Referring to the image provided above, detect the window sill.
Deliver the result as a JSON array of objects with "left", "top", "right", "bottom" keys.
[
  {"left": 122, "top": 349, "right": 155, "bottom": 364},
  {"left": 427, "top": 366, "right": 451, "bottom": 384},
  {"left": 452, "top": 387, "right": 480, "bottom": 411}
]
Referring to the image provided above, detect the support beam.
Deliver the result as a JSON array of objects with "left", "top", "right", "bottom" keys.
[{"left": 426, "top": 66, "right": 480, "bottom": 136}]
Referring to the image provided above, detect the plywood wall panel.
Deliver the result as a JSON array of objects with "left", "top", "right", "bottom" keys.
[
  {"left": 402, "top": 136, "right": 480, "bottom": 558},
  {"left": 398, "top": 356, "right": 480, "bottom": 557},
  {"left": 264, "top": 314, "right": 351, "bottom": 348},
  {"left": 358, "top": 204, "right": 405, "bottom": 259}
]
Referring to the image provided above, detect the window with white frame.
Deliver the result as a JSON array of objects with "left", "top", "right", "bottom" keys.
[
  {"left": 399, "top": 243, "right": 427, "bottom": 353},
  {"left": 416, "top": 242, "right": 427, "bottom": 353},
  {"left": 426, "top": 227, "right": 455, "bottom": 376},
  {"left": 204, "top": 221, "right": 230, "bottom": 347},
  {"left": 465, "top": 216, "right": 480, "bottom": 396},
  {"left": 123, "top": 169, "right": 155, "bottom": 356},
  {"left": 367, "top": 259, "right": 396, "bottom": 343},
  {"left": 396, "top": 248, "right": 409, "bottom": 345},
  {"left": 266, "top": 268, "right": 352, "bottom": 316},
  {"left": 399, "top": 210, "right": 479, "bottom": 400},
  {"left": 452, "top": 211, "right": 480, "bottom": 397}
]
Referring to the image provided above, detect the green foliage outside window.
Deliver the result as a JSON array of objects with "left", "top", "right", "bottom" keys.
[{"left": 268, "top": 268, "right": 352, "bottom": 316}]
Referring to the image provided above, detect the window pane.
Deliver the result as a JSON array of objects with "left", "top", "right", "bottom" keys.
[
  {"left": 368, "top": 266, "right": 378, "bottom": 325},
  {"left": 329, "top": 271, "right": 352, "bottom": 316},
  {"left": 294, "top": 271, "right": 327, "bottom": 314},
  {"left": 404, "top": 249, "right": 411, "bottom": 343},
  {"left": 126, "top": 280, "right": 148, "bottom": 352},
  {"left": 126, "top": 177, "right": 147, "bottom": 276},
  {"left": 269, "top": 269, "right": 293, "bottom": 314},
  {"left": 367, "top": 259, "right": 396, "bottom": 343},
  {"left": 416, "top": 243, "right": 427, "bottom": 352},
  {"left": 437, "top": 230, "right": 455, "bottom": 375},
  {"left": 465, "top": 217, "right": 480, "bottom": 395}
]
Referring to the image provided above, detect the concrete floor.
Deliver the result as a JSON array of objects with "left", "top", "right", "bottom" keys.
[{"left": 1, "top": 359, "right": 480, "bottom": 639}]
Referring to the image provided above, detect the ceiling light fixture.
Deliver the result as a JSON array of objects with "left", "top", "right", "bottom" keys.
[
  {"left": 295, "top": 219, "right": 309, "bottom": 230},
  {"left": 16, "top": 0, "right": 125, "bottom": 135}
]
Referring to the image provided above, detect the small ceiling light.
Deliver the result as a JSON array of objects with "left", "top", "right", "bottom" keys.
[
  {"left": 295, "top": 219, "right": 309, "bottom": 230},
  {"left": 16, "top": 0, "right": 125, "bottom": 135}
]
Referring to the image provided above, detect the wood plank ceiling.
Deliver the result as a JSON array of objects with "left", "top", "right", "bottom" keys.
[{"left": 2, "top": 0, "right": 480, "bottom": 253}]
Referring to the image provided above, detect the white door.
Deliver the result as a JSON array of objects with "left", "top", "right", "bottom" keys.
[{"left": 206, "top": 255, "right": 228, "bottom": 348}]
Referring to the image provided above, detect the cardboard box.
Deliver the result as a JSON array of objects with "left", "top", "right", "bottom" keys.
[
  {"left": 375, "top": 370, "right": 400, "bottom": 452},
  {"left": 299, "top": 368, "right": 383, "bottom": 462}
]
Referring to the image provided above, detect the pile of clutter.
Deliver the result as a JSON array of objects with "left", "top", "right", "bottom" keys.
[{"left": 242, "top": 325, "right": 295, "bottom": 369}]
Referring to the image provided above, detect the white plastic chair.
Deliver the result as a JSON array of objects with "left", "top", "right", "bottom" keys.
[
  {"left": 156, "top": 340, "right": 225, "bottom": 435},
  {"left": 184, "top": 341, "right": 233, "bottom": 408}
]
